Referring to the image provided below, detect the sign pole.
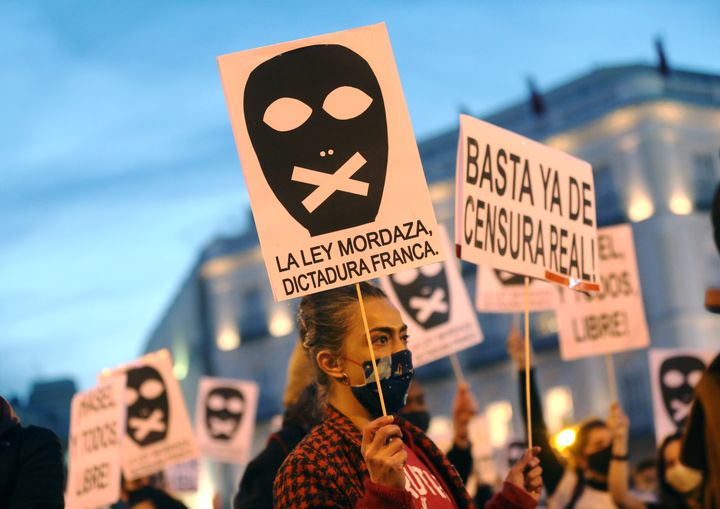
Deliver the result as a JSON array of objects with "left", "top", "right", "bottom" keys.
[
  {"left": 605, "top": 353, "right": 618, "bottom": 403},
  {"left": 356, "top": 283, "right": 388, "bottom": 416},
  {"left": 449, "top": 353, "right": 466, "bottom": 385},
  {"left": 524, "top": 277, "right": 533, "bottom": 449}
]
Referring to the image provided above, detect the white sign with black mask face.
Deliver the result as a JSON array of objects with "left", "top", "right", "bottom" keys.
[
  {"left": 218, "top": 23, "right": 444, "bottom": 301},
  {"left": 101, "top": 349, "right": 198, "bottom": 481},
  {"left": 379, "top": 226, "right": 483, "bottom": 367},
  {"left": 649, "top": 349, "right": 716, "bottom": 445},
  {"left": 195, "top": 377, "right": 259, "bottom": 464}
]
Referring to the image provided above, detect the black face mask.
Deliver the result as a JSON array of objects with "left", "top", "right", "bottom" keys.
[
  {"left": 400, "top": 410, "right": 430, "bottom": 432},
  {"left": 586, "top": 444, "right": 612, "bottom": 477},
  {"left": 349, "top": 349, "right": 414, "bottom": 418}
]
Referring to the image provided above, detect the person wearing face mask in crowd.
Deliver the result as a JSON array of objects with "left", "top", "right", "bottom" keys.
[
  {"left": 398, "top": 380, "right": 477, "bottom": 484},
  {"left": 628, "top": 458, "right": 658, "bottom": 504},
  {"left": 274, "top": 282, "right": 545, "bottom": 508},
  {"left": 609, "top": 421, "right": 703, "bottom": 508},
  {"left": 508, "top": 326, "right": 621, "bottom": 508},
  {"left": 233, "top": 340, "right": 323, "bottom": 509},
  {"left": 0, "top": 396, "right": 65, "bottom": 509}
]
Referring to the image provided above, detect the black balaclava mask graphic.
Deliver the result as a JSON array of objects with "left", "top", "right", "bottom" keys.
[
  {"left": 494, "top": 269, "right": 526, "bottom": 286},
  {"left": 660, "top": 355, "right": 706, "bottom": 430},
  {"left": 205, "top": 387, "right": 245, "bottom": 441},
  {"left": 126, "top": 366, "right": 169, "bottom": 447},
  {"left": 244, "top": 44, "right": 388, "bottom": 237},
  {"left": 390, "top": 263, "right": 450, "bottom": 330}
]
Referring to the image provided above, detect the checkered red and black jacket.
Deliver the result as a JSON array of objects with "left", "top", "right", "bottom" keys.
[{"left": 273, "top": 406, "right": 537, "bottom": 509}]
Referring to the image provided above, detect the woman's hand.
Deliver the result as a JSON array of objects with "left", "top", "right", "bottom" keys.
[
  {"left": 452, "top": 382, "right": 477, "bottom": 448},
  {"left": 361, "top": 416, "right": 407, "bottom": 490},
  {"left": 608, "top": 403, "right": 629, "bottom": 454},
  {"left": 507, "top": 323, "right": 533, "bottom": 371},
  {"left": 505, "top": 447, "right": 543, "bottom": 501}
]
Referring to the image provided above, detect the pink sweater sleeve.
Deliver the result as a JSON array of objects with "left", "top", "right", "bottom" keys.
[{"left": 355, "top": 477, "right": 415, "bottom": 509}]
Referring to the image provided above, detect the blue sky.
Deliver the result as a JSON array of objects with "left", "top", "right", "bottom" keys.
[{"left": 2, "top": 0, "right": 719, "bottom": 399}]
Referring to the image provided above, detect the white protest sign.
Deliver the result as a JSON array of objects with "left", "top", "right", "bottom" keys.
[
  {"left": 195, "top": 377, "right": 259, "bottom": 464},
  {"left": 649, "top": 349, "right": 716, "bottom": 445},
  {"left": 454, "top": 115, "right": 601, "bottom": 292},
  {"left": 165, "top": 459, "right": 199, "bottom": 493},
  {"left": 555, "top": 224, "right": 650, "bottom": 360},
  {"left": 65, "top": 376, "right": 125, "bottom": 509},
  {"left": 102, "top": 349, "right": 198, "bottom": 481},
  {"left": 379, "top": 226, "right": 483, "bottom": 367},
  {"left": 218, "top": 23, "right": 444, "bottom": 301},
  {"left": 475, "top": 265, "right": 556, "bottom": 312}
]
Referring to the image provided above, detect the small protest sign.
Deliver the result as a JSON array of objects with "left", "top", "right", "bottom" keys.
[
  {"left": 379, "top": 226, "right": 483, "bottom": 367},
  {"left": 218, "top": 23, "right": 444, "bottom": 301},
  {"left": 195, "top": 377, "right": 259, "bottom": 464},
  {"left": 475, "top": 265, "right": 555, "bottom": 312},
  {"left": 65, "top": 376, "right": 125, "bottom": 509},
  {"left": 102, "top": 349, "right": 198, "bottom": 481},
  {"left": 454, "top": 115, "right": 600, "bottom": 292},
  {"left": 555, "top": 224, "right": 650, "bottom": 360},
  {"left": 165, "top": 459, "right": 199, "bottom": 493},
  {"left": 649, "top": 349, "right": 716, "bottom": 445}
]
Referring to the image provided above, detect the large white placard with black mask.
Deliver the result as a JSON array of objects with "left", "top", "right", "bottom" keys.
[
  {"left": 555, "top": 224, "right": 650, "bottom": 360},
  {"left": 475, "top": 265, "right": 556, "bottom": 312},
  {"left": 195, "top": 377, "right": 259, "bottom": 464},
  {"left": 218, "top": 23, "right": 444, "bottom": 301},
  {"left": 101, "top": 350, "right": 198, "bottom": 481},
  {"left": 649, "top": 349, "right": 716, "bottom": 445},
  {"left": 454, "top": 114, "right": 601, "bottom": 293},
  {"left": 380, "top": 226, "right": 483, "bottom": 367},
  {"left": 65, "top": 375, "right": 126, "bottom": 509}
]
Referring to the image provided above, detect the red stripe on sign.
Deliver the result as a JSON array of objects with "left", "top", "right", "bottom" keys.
[
  {"left": 455, "top": 244, "right": 462, "bottom": 258},
  {"left": 574, "top": 281, "right": 601, "bottom": 293},
  {"left": 545, "top": 271, "right": 568, "bottom": 286},
  {"left": 545, "top": 270, "right": 601, "bottom": 293}
]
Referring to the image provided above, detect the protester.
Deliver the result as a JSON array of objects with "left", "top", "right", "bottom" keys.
[
  {"left": 274, "top": 282, "right": 543, "bottom": 508},
  {"left": 508, "top": 327, "right": 621, "bottom": 508},
  {"left": 234, "top": 340, "right": 324, "bottom": 509},
  {"left": 681, "top": 353, "right": 720, "bottom": 508},
  {"left": 0, "top": 395, "right": 65, "bottom": 509},
  {"left": 399, "top": 379, "right": 477, "bottom": 483},
  {"left": 121, "top": 475, "right": 189, "bottom": 509},
  {"left": 609, "top": 423, "right": 703, "bottom": 509},
  {"left": 682, "top": 182, "right": 720, "bottom": 507},
  {"left": 629, "top": 458, "right": 658, "bottom": 504}
]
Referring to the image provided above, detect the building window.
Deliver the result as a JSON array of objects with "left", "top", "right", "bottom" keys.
[
  {"left": 693, "top": 152, "right": 719, "bottom": 210},
  {"left": 239, "top": 287, "right": 268, "bottom": 341},
  {"left": 593, "top": 164, "right": 625, "bottom": 225}
]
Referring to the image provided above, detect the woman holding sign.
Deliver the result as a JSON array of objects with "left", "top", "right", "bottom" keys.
[
  {"left": 274, "top": 282, "right": 543, "bottom": 508},
  {"left": 508, "top": 327, "right": 624, "bottom": 509}
]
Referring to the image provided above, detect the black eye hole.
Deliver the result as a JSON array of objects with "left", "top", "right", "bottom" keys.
[
  {"left": 263, "top": 97, "right": 312, "bottom": 132},
  {"left": 322, "top": 86, "right": 372, "bottom": 120},
  {"left": 391, "top": 268, "right": 419, "bottom": 286}
]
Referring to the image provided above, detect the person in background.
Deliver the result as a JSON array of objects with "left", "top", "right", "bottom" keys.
[
  {"left": 398, "top": 379, "right": 477, "bottom": 484},
  {"left": 120, "top": 475, "right": 189, "bottom": 509},
  {"left": 609, "top": 421, "right": 703, "bottom": 508},
  {"left": 629, "top": 457, "right": 658, "bottom": 504},
  {"left": 0, "top": 395, "right": 65, "bottom": 509},
  {"left": 233, "top": 340, "right": 323, "bottom": 509},
  {"left": 682, "top": 182, "right": 720, "bottom": 509},
  {"left": 508, "top": 326, "right": 623, "bottom": 508},
  {"left": 274, "top": 282, "right": 544, "bottom": 508}
]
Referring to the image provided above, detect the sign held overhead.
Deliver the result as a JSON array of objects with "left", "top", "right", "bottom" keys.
[
  {"left": 219, "top": 23, "right": 444, "bottom": 300},
  {"left": 455, "top": 115, "right": 601, "bottom": 292}
]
